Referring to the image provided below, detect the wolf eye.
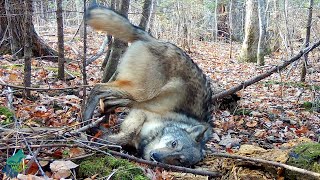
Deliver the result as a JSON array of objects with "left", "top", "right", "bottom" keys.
[{"left": 171, "top": 140, "right": 178, "bottom": 148}]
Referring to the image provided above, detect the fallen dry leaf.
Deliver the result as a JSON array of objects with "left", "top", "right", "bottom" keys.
[
  {"left": 246, "top": 120, "right": 258, "bottom": 128},
  {"left": 50, "top": 160, "right": 78, "bottom": 179}
]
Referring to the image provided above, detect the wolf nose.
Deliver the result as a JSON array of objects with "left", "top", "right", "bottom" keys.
[{"left": 150, "top": 151, "right": 160, "bottom": 161}]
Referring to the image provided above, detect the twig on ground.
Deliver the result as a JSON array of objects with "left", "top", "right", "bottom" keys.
[
  {"left": 212, "top": 39, "right": 320, "bottom": 101},
  {"left": 107, "top": 149, "right": 222, "bottom": 177},
  {"left": 0, "top": 79, "right": 48, "bottom": 179},
  {"left": 0, "top": 82, "right": 91, "bottom": 91},
  {"left": 0, "top": 141, "right": 121, "bottom": 150},
  {"left": 212, "top": 152, "right": 320, "bottom": 178},
  {"left": 75, "top": 117, "right": 105, "bottom": 132}
]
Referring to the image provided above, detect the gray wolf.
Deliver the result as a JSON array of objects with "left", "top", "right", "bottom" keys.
[{"left": 83, "top": 5, "right": 213, "bottom": 167}]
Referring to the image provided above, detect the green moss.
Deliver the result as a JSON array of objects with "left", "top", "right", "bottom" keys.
[
  {"left": 302, "top": 101, "right": 313, "bottom": 109},
  {"left": 78, "top": 156, "right": 149, "bottom": 180},
  {"left": 0, "top": 64, "right": 23, "bottom": 69},
  {"left": 234, "top": 108, "right": 252, "bottom": 116},
  {"left": 0, "top": 65, "right": 80, "bottom": 77},
  {"left": 286, "top": 143, "right": 320, "bottom": 180},
  {"left": 301, "top": 101, "right": 320, "bottom": 112},
  {"left": 261, "top": 80, "right": 320, "bottom": 91},
  {"left": 0, "top": 106, "right": 14, "bottom": 125}
]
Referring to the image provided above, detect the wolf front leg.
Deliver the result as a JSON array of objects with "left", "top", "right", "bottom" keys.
[
  {"left": 82, "top": 83, "right": 133, "bottom": 121},
  {"left": 106, "top": 109, "right": 147, "bottom": 145}
]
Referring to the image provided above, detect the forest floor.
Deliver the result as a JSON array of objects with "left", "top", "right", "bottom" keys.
[{"left": 0, "top": 29, "right": 319, "bottom": 179}]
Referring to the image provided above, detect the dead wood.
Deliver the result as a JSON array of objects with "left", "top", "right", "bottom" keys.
[
  {"left": 212, "top": 39, "right": 320, "bottom": 102},
  {"left": 212, "top": 152, "right": 320, "bottom": 179}
]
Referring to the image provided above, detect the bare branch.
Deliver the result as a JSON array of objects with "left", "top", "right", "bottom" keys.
[
  {"left": 107, "top": 149, "right": 222, "bottom": 177},
  {"left": 0, "top": 82, "right": 91, "bottom": 91},
  {"left": 212, "top": 152, "right": 320, "bottom": 179},
  {"left": 212, "top": 39, "right": 320, "bottom": 101},
  {"left": 86, "top": 35, "right": 111, "bottom": 65}
]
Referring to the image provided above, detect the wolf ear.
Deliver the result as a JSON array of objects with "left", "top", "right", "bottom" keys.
[{"left": 187, "top": 125, "right": 208, "bottom": 143}]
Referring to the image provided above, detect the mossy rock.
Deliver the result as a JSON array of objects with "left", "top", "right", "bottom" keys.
[
  {"left": 0, "top": 106, "right": 14, "bottom": 125},
  {"left": 78, "top": 156, "right": 149, "bottom": 180},
  {"left": 285, "top": 142, "right": 320, "bottom": 180}
]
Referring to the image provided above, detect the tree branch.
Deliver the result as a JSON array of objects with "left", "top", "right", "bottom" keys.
[
  {"left": 0, "top": 82, "right": 91, "bottom": 91},
  {"left": 212, "top": 152, "right": 320, "bottom": 178},
  {"left": 108, "top": 150, "right": 222, "bottom": 177},
  {"left": 212, "top": 39, "right": 320, "bottom": 101}
]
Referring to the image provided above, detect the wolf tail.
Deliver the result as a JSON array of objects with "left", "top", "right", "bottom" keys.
[{"left": 86, "top": 5, "right": 152, "bottom": 43}]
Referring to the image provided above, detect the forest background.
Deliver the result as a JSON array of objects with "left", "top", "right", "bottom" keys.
[{"left": 0, "top": 0, "right": 320, "bottom": 179}]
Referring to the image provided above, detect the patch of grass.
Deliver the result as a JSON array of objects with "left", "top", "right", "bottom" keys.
[
  {"left": 0, "top": 64, "right": 23, "bottom": 69},
  {"left": 0, "top": 106, "right": 14, "bottom": 125},
  {"left": 0, "top": 65, "right": 80, "bottom": 77},
  {"left": 262, "top": 80, "right": 305, "bottom": 88},
  {"left": 78, "top": 156, "right": 149, "bottom": 180},
  {"left": 261, "top": 80, "right": 320, "bottom": 91},
  {"left": 301, "top": 101, "right": 320, "bottom": 112}
]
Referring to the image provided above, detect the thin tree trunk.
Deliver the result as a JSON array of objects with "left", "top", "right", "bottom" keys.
[
  {"left": 56, "top": 0, "right": 65, "bottom": 80},
  {"left": 82, "top": 0, "right": 88, "bottom": 106},
  {"left": 139, "top": 0, "right": 152, "bottom": 30},
  {"left": 229, "top": 0, "right": 233, "bottom": 58},
  {"left": 283, "top": 0, "right": 293, "bottom": 56},
  {"left": 5, "top": 0, "right": 20, "bottom": 57},
  {"left": 102, "top": 0, "right": 130, "bottom": 83},
  {"left": 110, "top": 0, "right": 116, "bottom": 10},
  {"left": 300, "top": 0, "right": 314, "bottom": 82},
  {"left": 257, "top": 0, "right": 267, "bottom": 65},
  {"left": 228, "top": 0, "right": 243, "bottom": 42},
  {"left": 270, "top": 0, "right": 281, "bottom": 52},
  {"left": 240, "top": 0, "right": 259, "bottom": 63},
  {"left": 214, "top": 0, "right": 218, "bottom": 41},
  {"left": 101, "top": 0, "right": 116, "bottom": 70},
  {"left": 23, "top": 0, "right": 32, "bottom": 97},
  {"left": 148, "top": 0, "right": 157, "bottom": 35},
  {"left": 0, "top": 0, "right": 58, "bottom": 61}
]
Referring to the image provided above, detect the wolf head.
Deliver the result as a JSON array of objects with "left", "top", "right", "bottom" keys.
[{"left": 142, "top": 123, "right": 212, "bottom": 167}]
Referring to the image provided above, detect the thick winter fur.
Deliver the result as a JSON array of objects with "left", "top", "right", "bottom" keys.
[{"left": 83, "top": 5, "right": 213, "bottom": 166}]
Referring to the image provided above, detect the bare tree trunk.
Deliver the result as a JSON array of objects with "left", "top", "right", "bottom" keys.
[
  {"left": 257, "top": 0, "right": 267, "bottom": 65},
  {"left": 213, "top": 0, "right": 218, "bottom": 41},
  {"left": 101, "top": 0, "right": 130, "bottom": 83},
  {"left": 229, "top": 0, "right": 244, "bottom": 42},
  {"left": 82, "top": 0, "right": 88, "bottom": 107},
  {"left": 180, "top": 2, "right": 190, "bottom": 51},
  {"left": 101, "top": 0, "right": 116, "bottom": 70},
  {"left": 240, "top": 0, "right": 259, "bottom": 63},
  {"left": 5, "top": 0, "right": 20, "bottom": 57},
  {"left": 269, "top": 0, "right": 281, "bottom": 52},
  {"left": 0, "top": 0, "right": 58, "bottom": 61},
  {"left": 300, "top": 0, "right": 314, "bottom": 82},
  {"left": 56, "top": 0, "right": 65, "bottom": 80},
  {"left": 139, "top": 0, "right": 152, "bottom": 30},
  {"left": 148, "top": 0, "right": 157, "bottom": 35},
  {"left": 229, "top": 0, "right": 233, "bottom": 58},
  {"left": 23, "top": 0, "right": 32, "bottom": 97},
  {"left": 283, "top": 0, "right": 293, "bottom": 56}
]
